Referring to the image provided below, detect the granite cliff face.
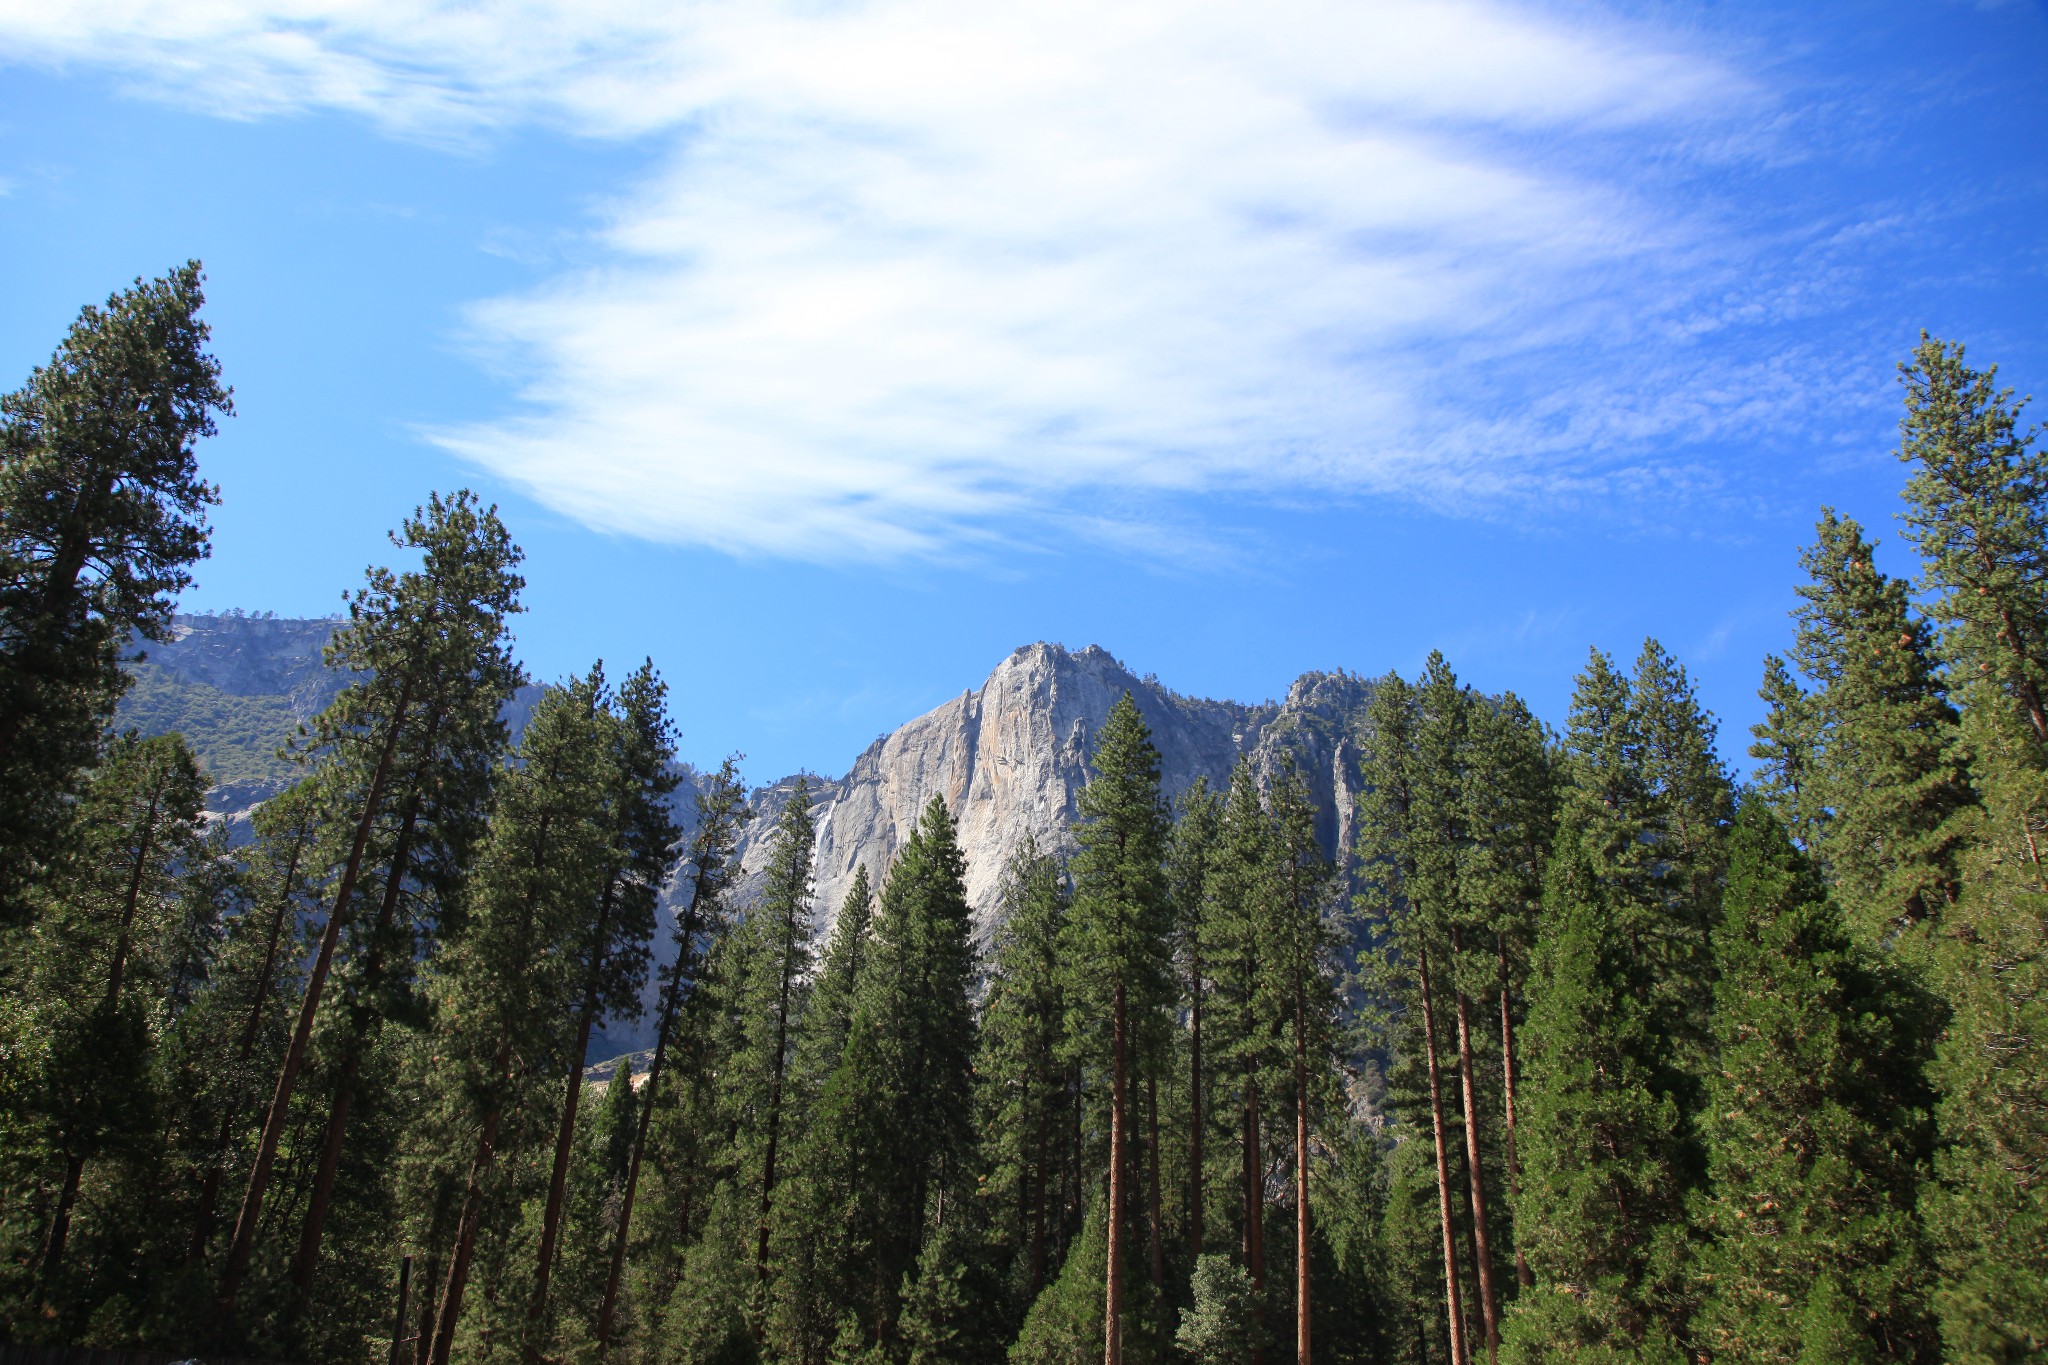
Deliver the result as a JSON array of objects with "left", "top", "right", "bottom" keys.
[
  {"left": 718, "top": 642, "right": 1375, "bottom": 947},
  {"left": 120, "top": 619, "right": 1378, "bottom": 1057}
]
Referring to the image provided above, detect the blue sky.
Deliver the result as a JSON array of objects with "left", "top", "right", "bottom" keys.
[{"left": 3, "top": 0, "right": 2044, "bottom": 784}]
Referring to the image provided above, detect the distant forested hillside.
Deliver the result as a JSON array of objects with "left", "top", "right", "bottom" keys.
[{"left": 114, "top": 612, "right": 343, "bottom": 789}]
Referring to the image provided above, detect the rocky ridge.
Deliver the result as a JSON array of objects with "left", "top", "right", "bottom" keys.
[
  {"left": 718, "top": 642, "right": 1374, "bottom": 949},
  {"left": 121, "top": 617, "right": 1379, "bottom": 1056}
]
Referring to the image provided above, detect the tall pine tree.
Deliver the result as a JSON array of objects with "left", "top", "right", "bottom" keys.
[
  {"left": 1691, "top": 801, "right": 1936, "bottom": 1363},
  {"left": 1066, "top": 695, "right": 1172, "bottom": 1365},
  {"left": 0, "top": 264, "right": 230, "bottom": 928}
]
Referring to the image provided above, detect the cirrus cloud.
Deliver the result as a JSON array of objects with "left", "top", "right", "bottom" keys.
[{"left": 2, "top": 0, "right": 1814, "bottom": 560}]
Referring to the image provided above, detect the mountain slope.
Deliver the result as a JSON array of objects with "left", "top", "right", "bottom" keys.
[{"left": 119, "top": 618, "right": 1378, "bottom": 1053}]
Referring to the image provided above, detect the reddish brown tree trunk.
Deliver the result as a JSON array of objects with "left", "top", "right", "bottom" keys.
[
  {"left": 1294, "top": 983, "right": 1311, "bottom": 1365},
  {"left": 189, "top": 829, "right": 307, "bottom": 1266},
  {"left": 597, "top": 942, "right": 692, "bottom": 1353},
  {"left": 1104, "top": 979, "right": 1127, "bottom": 1365},
  {"left": 526, "top": 876, "right": 620, "bottom": 1362},
  {"left": 293, "top": 1049, "right": 361, "bottom": 1294},
  {"left": 1246, "top": 1080, "right": 1265, "bottom": 1365},
  {"left": 292, "top": 784, "right": 430, "bottom": 1295},
  {"left": 1497, "top": 938, "right": 1530, "bottom": 1290},
  {"left": 105, "top": 790, "right": 161, "bottom": 1008},
  {"left": 1147, "top": 1072, "right": 1165, "bottom": 1291},
  {"left": 1454, "top": 967, "right": 1500, "bottom": 1362},
  {"left": 1418, "top": 946, "right": 1469, "bottom": 1365},
  {"left": 218, "top": 678, "right": 412, "bottom": 1318},
  {"left": 1189, "top": 945, "right": 1204, "bottom": 1263},
  {"left": 36, "top": 1154, "right": 86, "bottom": 1305},
  {"left": 427, "top": 1090, "right": 506, "bottom": 1365}
]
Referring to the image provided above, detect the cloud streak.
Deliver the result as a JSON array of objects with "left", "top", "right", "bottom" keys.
[{"left": 2, "top": 0, "right": 1809, "bottom": 559}]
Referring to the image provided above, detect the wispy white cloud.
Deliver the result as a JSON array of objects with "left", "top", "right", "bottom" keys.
[{"left": 0, "top": 0, "right": 1806, "bottom": 559}]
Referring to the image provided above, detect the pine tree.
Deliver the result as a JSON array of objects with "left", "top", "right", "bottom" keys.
[
  {"left": 597, "top": 755, "right": 748, "bottom": 1354},
  {"left": 1457, "top": 691, "right": 1555, "bottom": 1294},
  {"left": 771, "top": 865, "right": 878, "bottom": 1365},
  {"left": 977, "top": 840, "right": 1073, "bottom": 1312},
  {"left": 1177, "top": 1255, "right": 1262, "bottom": 1365},
  {"left": 217, "top": 491, "right": 523, "bottom": 1322},
  {"left": 794, "top": 796, "right": 979, "bottom": 1355},
  {"left": 0, "top": 264, "right": 231, "bottom": 928},
  {"left": 1169, "top": 780, "right": 1222, "bottom": 1269},
  {"left": 1749, "top": 655, "right": 1825, "bottom": 851},
  {"left": 1264, "top": 763, "right": 1338, "bottom": 1365},
  {"left": 1792, "top": 508, "right": 1974, "bottom": 945},
  {"left": 726, "top": 778, "right": 817, "bottom": 1322},
  {"left": 1892, "top": 335, "right": 2048, "bottom": 1360},
  {"left": 804, "top": 865, "right": 876, "bottom": 1096},
  {"left": 1066, "top": 694, "right": 1172, "bottom": 1365},
  {"left": 13, "top": 731, "right": 208, "bottom": 1310},
  {"left": 419, "top": 671, "right": 625, "bottom": 1365},
  {"left": 1412, "top": 657, "right": 1506, "bottom": 1362},
  {"left": 181, "top": 782, "right": 320, "bottom": 1274},
  {"left": 1691, "top": 801, "right": 1937, "bottom": 1362},
  {"left": 1625, "top": 640, "right": 1733, "bottom": 1073},
  {"left": 1358, "top": 674, "right": 1467, "bottom": 1365},
  {"left": 525, "top": 660, "right": 679, "bottom": 1362},
  {"left": 1500, "top": 820, "right": 1689, "bottom": 1364}
]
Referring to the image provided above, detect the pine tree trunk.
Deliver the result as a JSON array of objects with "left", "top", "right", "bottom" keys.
[
  {"left": 293, "top": 784, "right": 430, "bottom": 1295},
  {"left": 1992, "top": 597, "right": 2048, "bottom": 746},
  {"left": 218, "top": 676, "right": 412, "bottom": 1318},
  {"left": 1147, "top": 1072, "right": 1165, "bottom": 1291},
  {"left": 412, "top": 1249, "right": 441, "bottom": 1365},
  {"left": 293, "top": 1049, "right": 361, "bottom": 1294},
  {"left": 753, "top": 911, "right": 801, "bottom": 1322},
  {"left": 1031, "top": 1102, "right": 1049, "bottom": 1296},
  {"left": 1246, "top": 1080, "right": 1265, "bottom": 1365},
  {"left": 1295, "top": 981, "right": 1311, "bottom": 1365},
  {"left": 428, "top": 1091, "right": 506, "bottom": 1365},
  {"left": 526, "top": 876, "right": 620, "bottom": 1363},
  {"left": 597, "top": 936, "right": 693, "bottom": 1353},
  {"left": 1418, "top": 946, "right": 1470, "bottom": 1365},
  {"left": 1496, "top": 938, "right": 1530, "bottom": 1290},
  {"left": 36, "top": 1153, "right": 85, "bottom": 1305},
  {"left": 1454, "top": 984, "right": 1500, "bottom": 1361},
  {"left": 1189, "top": 944, "right": 1204, "bottom": 1263},
  {"left": 105, "top": 791, "right": 160, "bottom": 1008},
  {"left": 1451, "top": 932, "right": 1500, "bottom": 1360},
  {"left": 1105, "top": 978, "right": 1127, "bottom": 1365},
  {"left": 188, "top": 831, "right": 306, "bottom": 1266}
]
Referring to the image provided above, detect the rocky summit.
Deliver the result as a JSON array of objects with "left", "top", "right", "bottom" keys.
[
  {"left": 123, "top": 617, "right": 1377, "bottom": 1050},
  {"left": 721, "top": 641, "right": 1374, "bottom": 947}
]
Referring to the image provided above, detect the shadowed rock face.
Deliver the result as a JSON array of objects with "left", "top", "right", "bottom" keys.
[{"left": 715, "top": 642, "right": 1376, "bottom": 949}]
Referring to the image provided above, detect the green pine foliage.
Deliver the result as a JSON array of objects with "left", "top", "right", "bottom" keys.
[
  {"left": 977, "top": 840, "right": 1076, "bottom": 1318},
  {"left": 9, "top": 270, "right": 2048, "bottom": 1365},
  {"left": 1177, "top": 1254, "right": 1263, "bottom": 1365},
  {"left": 1502, "top": 819, "right": 1690, "bottom": 1364},
  {"left": 0, "top": 264, "right": 231, "bottom": 928},
  {"left": 1691, "top": 801, "right": 1937, "bottom": 1363},
  {"left": 1892, "top": 335, "right": 2048, "bottom": 1362},
  {"left": 1792, "top": 508, "right": 1975, "bottom": 946},
  {"left": 1750, "top": 654, "right": 1825, "bottom": 850}
]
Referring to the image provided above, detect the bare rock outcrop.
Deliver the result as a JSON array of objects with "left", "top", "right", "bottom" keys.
[{"left": 718, "top": 642, "right": 1375, "bottom": 948}]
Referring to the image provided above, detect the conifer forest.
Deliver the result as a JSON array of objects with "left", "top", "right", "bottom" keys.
[{"left": 7, "top": 265, "right": 2048, "bottom": 1365}]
